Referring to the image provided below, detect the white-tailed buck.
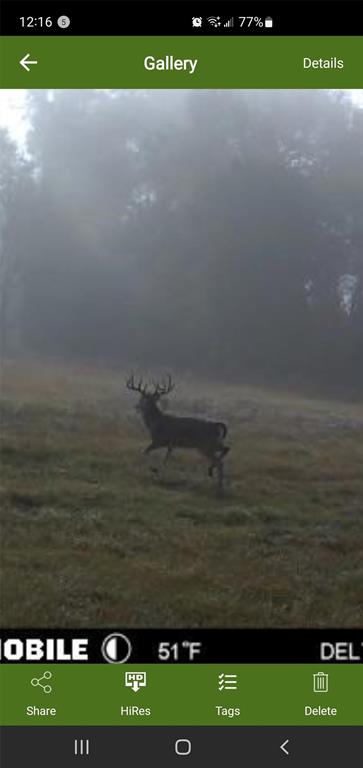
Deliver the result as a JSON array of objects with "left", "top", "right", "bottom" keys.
[{"left": 126, "top": 374, "right": 230, "bottom": 487}]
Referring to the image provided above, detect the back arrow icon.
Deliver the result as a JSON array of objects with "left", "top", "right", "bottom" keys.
[
  {"left": 20, "top": 54, "right": 38, "bottom": 71},
  {"left": 280, "top": 739, "right": 290, "bottom": 755}
]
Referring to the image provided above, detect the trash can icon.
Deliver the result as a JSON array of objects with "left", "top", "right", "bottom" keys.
[{"left": 313, "top": 672, "right": 329, "bottom": 692}]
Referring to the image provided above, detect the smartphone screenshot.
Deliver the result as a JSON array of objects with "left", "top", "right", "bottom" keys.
[{"left": 0, "top": 1, "right": 362, "bottom": 765}]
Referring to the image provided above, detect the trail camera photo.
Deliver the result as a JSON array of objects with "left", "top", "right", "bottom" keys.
[{"left": 0, "top": 89, "right": 362, "bottom": 628}]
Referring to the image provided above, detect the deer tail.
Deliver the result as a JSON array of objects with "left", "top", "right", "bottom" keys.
[{"left": 217, "top": 422, "right": 227, "bottom": 439}]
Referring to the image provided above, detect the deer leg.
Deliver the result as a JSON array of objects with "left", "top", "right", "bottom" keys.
[
  {"left": 207, "top": 452, "right": 219, "bottom": 478},
  {"left": 208, "top": 457, "right": 224, "bottom": 488},
  {"left": 201, "top": 448, "right": 221, "bottom": 479},
  {"left": 164, "top": 445, "right": 173, "bottom": 466},
  {"left": 216, "top": 456, "right": 224, "bottom": 490},
  {"left": 142, "top": 442, "right": 161, "bottom": 475},
  {"left": 212, "top": 446, "right": 229, "bottom": 487}
]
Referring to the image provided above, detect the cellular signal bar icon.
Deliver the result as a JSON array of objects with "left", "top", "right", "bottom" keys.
[{"left": 224, "top": 17, "right": 234, "bottom": 28}]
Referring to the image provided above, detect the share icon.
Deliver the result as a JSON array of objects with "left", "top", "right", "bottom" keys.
[{"left": 31, "top": 670, "right": 53, "bottom": 694}]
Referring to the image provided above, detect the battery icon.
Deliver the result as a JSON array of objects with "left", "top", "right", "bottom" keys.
[{"left": 265, "top": 17, "right": 273, "bottom": 28}]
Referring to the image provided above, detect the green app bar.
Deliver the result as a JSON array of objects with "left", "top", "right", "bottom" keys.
[
  {"left": 0, "top": 37, "right": 362, "bottom": 88},
  {"left": 0, "top": 665, "right": 362, "bottom": 726}
]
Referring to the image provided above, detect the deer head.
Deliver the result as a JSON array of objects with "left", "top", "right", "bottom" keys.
[{"left": 126, "top": 374, "right": 175, "bottom": 420}]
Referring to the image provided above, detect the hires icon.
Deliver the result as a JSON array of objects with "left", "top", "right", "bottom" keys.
[{"left": 125, "top": 671, "right": 147, "bottom": 692}]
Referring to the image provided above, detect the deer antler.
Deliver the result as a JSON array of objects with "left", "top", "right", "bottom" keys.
[
  {"left": 154, "top": 374, "right": 175, "bottom": 397},
  {"left": 126, "top": 374, "right": 148, "bottom": 395}
]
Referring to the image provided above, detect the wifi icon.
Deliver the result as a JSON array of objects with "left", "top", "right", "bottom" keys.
[{"left": 207, "top": 16, "right": 221, "bottom": 27}]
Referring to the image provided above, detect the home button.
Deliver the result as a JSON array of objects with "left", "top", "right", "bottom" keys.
[{"left": 175, "top": 738, "right": 192, "bottom": 756}]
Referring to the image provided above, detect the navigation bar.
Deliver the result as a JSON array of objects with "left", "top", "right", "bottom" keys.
[{"left": 2, "top": 726, "right": 363, "bottom": 767}]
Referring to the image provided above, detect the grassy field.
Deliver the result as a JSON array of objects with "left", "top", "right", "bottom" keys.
[{"left": 0, "top": 359, "right": 362, "bottom": 628}]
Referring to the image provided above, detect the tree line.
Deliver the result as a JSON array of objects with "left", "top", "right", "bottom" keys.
[{"left": 1, "top": 89, "right": 362, "bottom": 393}]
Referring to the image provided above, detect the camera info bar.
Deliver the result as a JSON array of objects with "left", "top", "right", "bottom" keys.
[{"left": 0, "top": 630, "right": 362, "bottom": 663}]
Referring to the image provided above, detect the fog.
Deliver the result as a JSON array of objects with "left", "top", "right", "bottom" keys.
[{"left": 1, "top": 89, "right": 362, "bottom": 393}]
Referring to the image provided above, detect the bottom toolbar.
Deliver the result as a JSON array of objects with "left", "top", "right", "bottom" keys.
[
  {"left": 1, "top": 665, "right": 361, "bottom": 726},
  {"left": 1, "top": 727, "right": 362, "bottom": 767}
]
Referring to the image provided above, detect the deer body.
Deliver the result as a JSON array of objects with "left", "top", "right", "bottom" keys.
[
  {"left": 141, "top": 399, "right": 227, "bottom": 451},
  {"left": 127, "top": 375, "right": 229, "bottom": 486}
]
